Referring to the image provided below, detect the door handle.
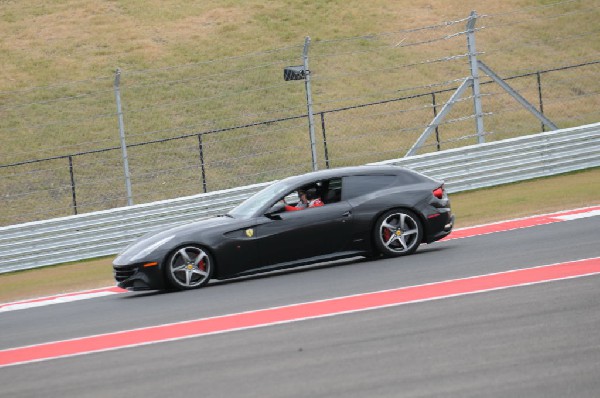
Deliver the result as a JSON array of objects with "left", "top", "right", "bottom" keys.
[{"left": 342, "top": 211, "right": 352, "bottom": 217}]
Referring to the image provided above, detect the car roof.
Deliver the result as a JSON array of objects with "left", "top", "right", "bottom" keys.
[{"left": 279, "top": 165, "right": 414, "bottom": 187}]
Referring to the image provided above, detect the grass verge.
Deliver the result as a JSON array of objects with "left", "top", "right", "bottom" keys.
[{"left": 1, "top": 167, "right": 598, "bottom": 304}]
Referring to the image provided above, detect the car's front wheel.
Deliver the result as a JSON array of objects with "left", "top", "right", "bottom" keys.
[
  {"left": 373, "top": 209, "right": 423, "bottom": 257},
  {"left": 165, "top": 245, "right": 214, "bottom": 290}
]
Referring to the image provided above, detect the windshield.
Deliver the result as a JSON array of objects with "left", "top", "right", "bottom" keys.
[{"left": 228, "top": 181, "right": 289, "bottom": 219}]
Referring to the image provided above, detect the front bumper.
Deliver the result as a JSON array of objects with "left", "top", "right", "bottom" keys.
[{"left": 113, "top": 262, "right": 166, "bottom": 291}]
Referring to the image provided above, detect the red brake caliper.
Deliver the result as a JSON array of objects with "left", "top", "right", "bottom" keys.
[
  {"left": 198, "top": 260, "right": 206, "bottom": 272},
  {"left": 383, "top": 228, "right": 391, "bottom": 242}
]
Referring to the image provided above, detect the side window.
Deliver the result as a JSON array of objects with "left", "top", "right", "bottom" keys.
[
  {"left": 281, "top": 177, "right": 344, "bottom": 212},
  {"left": 283, "top": 191, "right": 301, "bottom": 205},
  {"left": 320, "top": 178, "right": 342, "bottom": 204},
  {"left": 342, "top": 175, "right": 396, "bottom": 200}
]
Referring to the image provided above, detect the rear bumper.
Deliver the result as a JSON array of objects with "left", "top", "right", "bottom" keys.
[{"left": 425, "top": 212, "right": 454, "bottom": 243}]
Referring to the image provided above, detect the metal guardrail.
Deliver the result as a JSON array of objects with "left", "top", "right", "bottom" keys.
[
  {"left": 372, "top": 122, "right": 600, "bottom": 193},
  {"left": 1, "top": 122, "right": 599, "bottom": 274}
]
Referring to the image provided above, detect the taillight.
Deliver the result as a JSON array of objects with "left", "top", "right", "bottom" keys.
[{"left": 433, "top": 185, "right": 444, "bottom": 199}]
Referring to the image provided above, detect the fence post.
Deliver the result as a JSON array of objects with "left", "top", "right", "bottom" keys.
[
  {"left": 431, "top": 92, "right": 441, "bottom": 151},
  {"left": 113, "top": 68, "right": 134, "bottom": 206},
  {"left": 320, "top": 112, "right": 331, "bottom": 169},
  {"left": 303, "top": 36, "right": 318, "bottom": 171},
  {"left": 466, "top": 11, "right": 485, "bottom": 144},
  {"left": 198, "top": 133, "right": 208, "bottom": 193},
  {"left": 68, "top": 155, "right": 78, "bottom": 215},
  {"left": 537, "top": 71, "right": 545, "bottom": 132}
]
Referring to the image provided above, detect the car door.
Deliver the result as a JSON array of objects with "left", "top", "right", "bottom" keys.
[{"left": 254, "top": 200, "right": 353, "bottom": 267}]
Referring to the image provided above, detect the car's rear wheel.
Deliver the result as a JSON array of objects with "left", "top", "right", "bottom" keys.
[
  {"left": 374, "top": 209, "right": 423, "bottom": 257},
  {"left": 165, "top": 245, "right": 214, "bottom": 290}
]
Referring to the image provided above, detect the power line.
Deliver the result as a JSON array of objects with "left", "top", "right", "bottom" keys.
[{"left": 313, "top": 53, "right": 471, "bottom": 81}]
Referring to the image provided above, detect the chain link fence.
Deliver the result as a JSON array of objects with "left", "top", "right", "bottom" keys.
[{"left": 1, "top": 2, "right": 599, "bottom": 226}]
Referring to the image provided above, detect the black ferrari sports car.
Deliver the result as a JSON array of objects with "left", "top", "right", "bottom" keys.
[{"left": 113, "top": 165, "right": 453, "bottom": 291}]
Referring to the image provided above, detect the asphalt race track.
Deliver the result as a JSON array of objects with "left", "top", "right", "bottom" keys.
[{"left": 1, "top": 211, "right": 599, "bottom": 397}]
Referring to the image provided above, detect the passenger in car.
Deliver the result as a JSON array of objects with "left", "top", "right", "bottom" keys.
[{"left": 306, "top": 188, "right": 324, "bottom": 208}]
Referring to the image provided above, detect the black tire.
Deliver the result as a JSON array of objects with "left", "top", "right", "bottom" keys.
[
  {"left": 373, "top": 209, "right": 423, "bottom": 257},
  {"left": 165, "top": 245, "right": 214, "bottom": 290}
]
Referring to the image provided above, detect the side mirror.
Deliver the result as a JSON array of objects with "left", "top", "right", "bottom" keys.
[{"left": 265, "top": 202, "right": 285, "bottom": 220}]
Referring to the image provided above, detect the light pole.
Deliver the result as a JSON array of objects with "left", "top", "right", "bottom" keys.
[{"left": 284, "top": 36, "right": 318, "bottom": 171}]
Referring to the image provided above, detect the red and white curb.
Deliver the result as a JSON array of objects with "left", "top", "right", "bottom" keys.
[
  {"left": 1, "top": 257, "right": 599, "bottom": 368},
  {"left": 0, "top": 205, "right": 598, "bottom": 315},
  {"left": 444, "top": 205, "right": 600, "bottom": 241}
]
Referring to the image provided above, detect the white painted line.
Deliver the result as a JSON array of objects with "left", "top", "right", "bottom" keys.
[
  {"left": 553, "top": 209, "right": 600, "bottom": 221},
  {"left": 2, "top": 257, "right": 599, "bottom": 368},
  {"left": 0, "top": 289, "right": 124, "bottom": 313}
]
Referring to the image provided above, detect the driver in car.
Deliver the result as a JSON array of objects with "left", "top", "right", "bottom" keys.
[{"left": 285, "top": 188, "right": 323, "bottom": 211}]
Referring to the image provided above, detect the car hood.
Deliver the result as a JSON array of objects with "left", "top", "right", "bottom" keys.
[{"left": 113, "top": 215, "right": 238, "bottom": 265}]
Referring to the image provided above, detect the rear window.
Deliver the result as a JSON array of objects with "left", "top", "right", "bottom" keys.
[{"left": 342, "top": 175, "right": 396, "bottom": 200}]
